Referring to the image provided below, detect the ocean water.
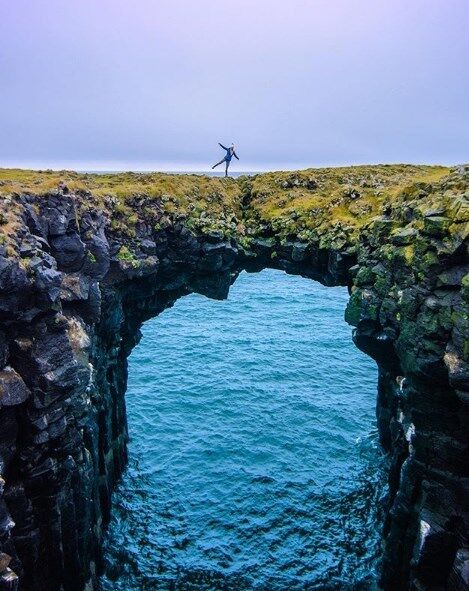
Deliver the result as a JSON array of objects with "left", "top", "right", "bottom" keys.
[{"left": 101, "top": 269, "right": 387, "bottom": 591}]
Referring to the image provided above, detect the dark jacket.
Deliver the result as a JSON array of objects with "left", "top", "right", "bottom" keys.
[{"left": 219, "top": 143, "right": 239, "bottom": 162}]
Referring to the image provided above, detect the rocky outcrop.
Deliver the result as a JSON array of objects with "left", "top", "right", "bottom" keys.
[{"left": 0, "top": 165, "right": 467, "bottom": 590}]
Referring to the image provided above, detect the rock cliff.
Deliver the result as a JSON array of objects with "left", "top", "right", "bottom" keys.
[{"left": 0, "top": 165, "right": 467, "bottom": 590}]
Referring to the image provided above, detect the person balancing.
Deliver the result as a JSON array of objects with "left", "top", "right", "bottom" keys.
[{"left": 212, "top": 142, "right": 239, "bottom": 176}]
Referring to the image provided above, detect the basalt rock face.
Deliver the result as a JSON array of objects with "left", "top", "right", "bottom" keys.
[{"left": 0, "top": 166, "right": 467, "bottom": 591}]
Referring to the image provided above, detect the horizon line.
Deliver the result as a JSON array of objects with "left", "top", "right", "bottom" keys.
[{"left": 0, "top": 158, "right": 463, "bottom": 173}]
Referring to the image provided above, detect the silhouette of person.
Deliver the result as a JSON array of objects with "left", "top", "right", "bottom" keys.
[{"left": 212, "top": 143, "right": 239, "bottom": 176}]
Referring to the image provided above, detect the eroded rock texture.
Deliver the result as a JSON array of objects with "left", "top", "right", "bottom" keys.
[{"left": 0, "top": 166, "right": 467, "bottom": 590}]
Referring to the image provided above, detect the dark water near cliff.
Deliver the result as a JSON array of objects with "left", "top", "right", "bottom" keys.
[{"left": 101, "top": 269, "right": 387, "bottom": 590}]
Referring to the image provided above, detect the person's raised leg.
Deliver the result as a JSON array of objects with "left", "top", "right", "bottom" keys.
[{"left": 212, "top": 159, "right": 224, "bottom": 169}]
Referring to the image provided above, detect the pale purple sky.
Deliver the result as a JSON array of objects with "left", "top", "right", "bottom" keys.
[{"left": 1, "top": 0, "right": 468, "bottom": 171}]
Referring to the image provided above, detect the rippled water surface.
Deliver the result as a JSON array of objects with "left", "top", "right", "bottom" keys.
[{"left": 101, "top": 270, "right": 386, "bottom": 590}]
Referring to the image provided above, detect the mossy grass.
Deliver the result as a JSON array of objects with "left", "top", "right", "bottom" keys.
[
  {"left": 245, "top": 164, "right": 451, "bottom": 243},
  {"left": 0, "top": 164, "right": 463, "bottom": 248}
]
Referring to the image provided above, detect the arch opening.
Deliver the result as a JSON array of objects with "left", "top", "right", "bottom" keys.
[{"left": 100, "top": 269, "right": 387, "bottom": 590}]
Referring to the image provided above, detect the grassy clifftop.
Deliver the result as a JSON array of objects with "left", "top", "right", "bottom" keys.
[
  {"left": 0, "top": 168, "right": 243, "bottom": 237},
  {"left": 0, "top": 164, "right": 466, "bottom": 252},
  {"left": 244, "top": 164, "right": 450, "bottom": 243}
]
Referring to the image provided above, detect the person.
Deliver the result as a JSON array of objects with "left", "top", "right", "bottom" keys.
[{"left": 212, "top": 143, "right": 239, "bottom": 176}]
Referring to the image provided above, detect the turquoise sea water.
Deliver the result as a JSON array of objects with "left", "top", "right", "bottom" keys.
[{"left": 101, "top": 269, "right": 386, "bottom": 590}]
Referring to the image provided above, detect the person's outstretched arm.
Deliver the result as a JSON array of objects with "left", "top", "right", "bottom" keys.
[
  {"left": 233, "top": 150, "right": 239, "bottom": 160},
  {"left": 219, "top": 142, "right": 228, "bottom": 150}
]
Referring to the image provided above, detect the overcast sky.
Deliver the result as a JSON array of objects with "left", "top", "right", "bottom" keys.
[{"left": 1, "top": 0, "right": 468, "bottom": 171}]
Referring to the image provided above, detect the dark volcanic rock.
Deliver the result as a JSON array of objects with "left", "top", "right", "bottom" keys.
[
  {"left": 0, "top": 368, "right": 30, "bottom": 408},
  {"left": 50, "top": 233, "right": 85, "bottom": 272}
]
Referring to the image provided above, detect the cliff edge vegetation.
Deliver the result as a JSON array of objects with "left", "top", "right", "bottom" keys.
[{"left": 0, "top": 164, "right": 460, "bottom": 248}]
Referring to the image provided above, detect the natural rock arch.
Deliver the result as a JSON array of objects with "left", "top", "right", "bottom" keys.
[{"left": 0, "top": 165, "right": 467, "bottom": 590}]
